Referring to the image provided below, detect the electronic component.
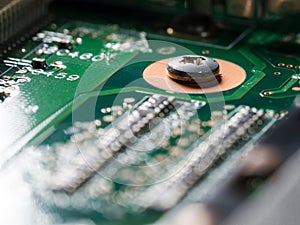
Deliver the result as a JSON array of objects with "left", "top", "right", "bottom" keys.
[
  {"left": 23, "top": 94, "right": 277, "bottom": 218},
  {"left": 31, "top": 58, "right": 48, "bottom": 69},
  {"left": 23, "top": 93, "right": 206, "bottom": 214},
  {"left": 57, "top": 40, "right": 73, "bottom": 50},
  {"left": 137, "top": 106, "right": 271, "bottom": 211},
  {"left": 167, "top": 55, "right": 221, "bottom": 88},
  {"left": 48, "top": 95, "right": 177, "bottom": 192},
  {"left": 161, "top": 97, "right": 300, "bottom": 225},
  {"left": 33, "top": 31, "right": 73, "bottom": 47}
]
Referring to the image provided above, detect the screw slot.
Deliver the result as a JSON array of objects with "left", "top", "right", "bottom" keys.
[{"left": 179, "top": 56, "right": 206, "bottom": 65}]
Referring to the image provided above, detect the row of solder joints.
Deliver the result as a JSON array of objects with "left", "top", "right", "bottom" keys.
[
  {"left": 50, "top": 95, "right": 177, "bottom": 192},
  {"left": 136, "top": 106, "right": 266, "bottom": 211}
]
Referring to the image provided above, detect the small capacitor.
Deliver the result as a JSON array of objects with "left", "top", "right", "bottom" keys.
[{"left": 31, "top": 58, "right": 48, "bottom": 69}]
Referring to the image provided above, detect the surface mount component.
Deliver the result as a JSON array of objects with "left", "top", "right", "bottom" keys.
[
  {"left": 167, "top": 55, "right": 221, "bottom": 88},
  {"left": 31, "top": 58, "right": 48, "bottom": 69},
  {"left": 57, "top": 39, "right": 73, "bottom": 50},
  {"left": 138, "top": 106, "right": 269, "bottom": 211},
  {"left": 49, "top": 95, "right": 177, "bottom": 193}
]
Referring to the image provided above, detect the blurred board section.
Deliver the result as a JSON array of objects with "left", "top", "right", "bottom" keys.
[
  {"left": 0, "top": 0, "right": 47, "bottom": 43},
  {"left": 0, "top": 1, "right": 299, "bottom": 225}
]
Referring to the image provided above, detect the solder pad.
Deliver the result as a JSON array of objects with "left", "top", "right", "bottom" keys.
[{"left": 143, "top": 58, "right": 246, "bottom": 94}]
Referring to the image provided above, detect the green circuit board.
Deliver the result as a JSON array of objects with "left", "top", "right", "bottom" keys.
[{"left": 0, "top": 2, "right": 300, "bottom": 225}]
